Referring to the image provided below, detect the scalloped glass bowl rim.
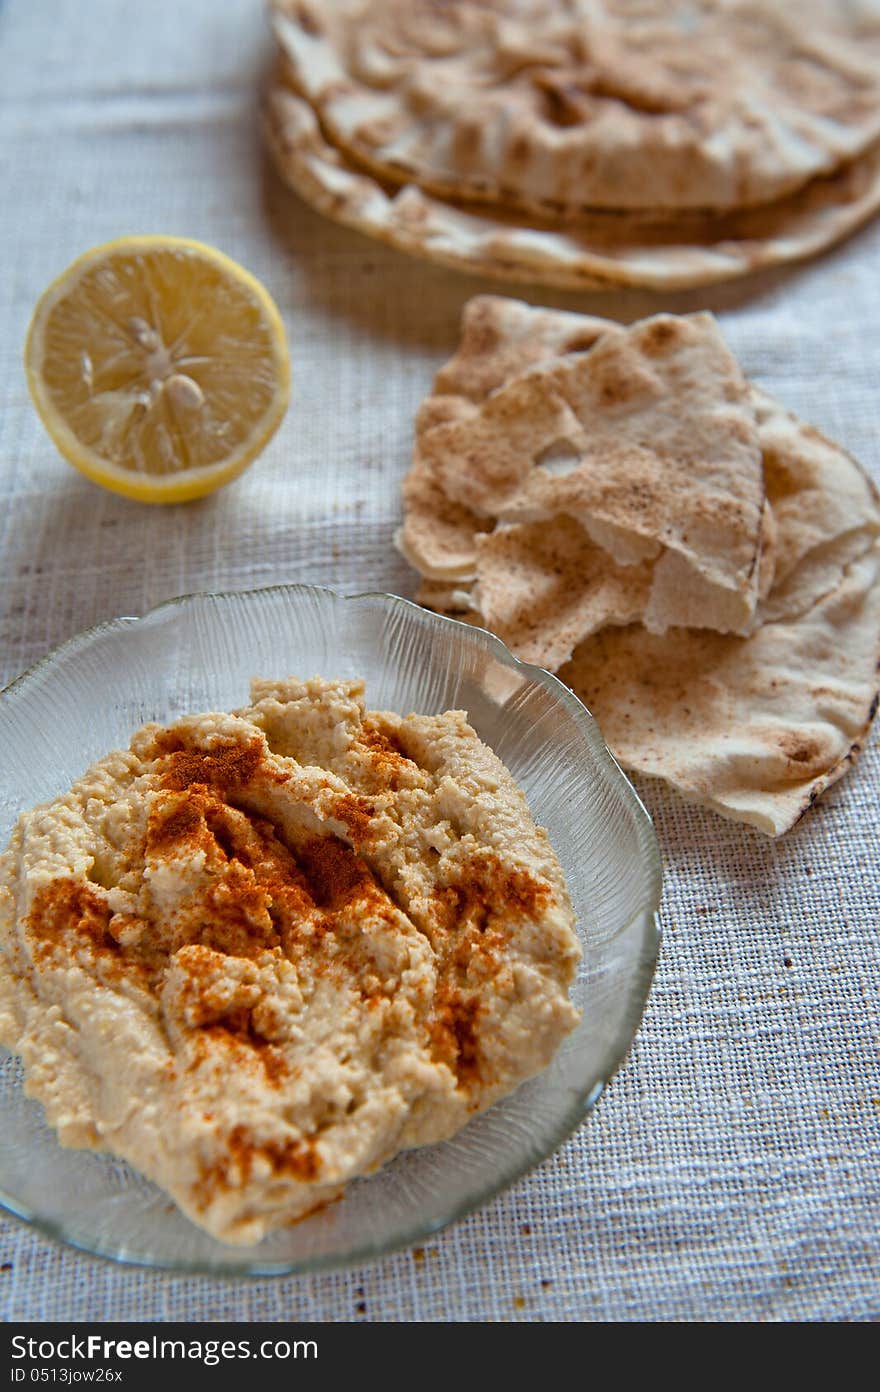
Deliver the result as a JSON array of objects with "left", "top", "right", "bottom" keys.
[{"left": 0, "top": 584, "right": 662, "bottom": 1276}]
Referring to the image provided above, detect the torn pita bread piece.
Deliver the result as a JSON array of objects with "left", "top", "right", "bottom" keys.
[
  {"left": 560, "top": 546, "right": 880, "bottom": 835},
  {"left": 399, "top": 296, "right": 880, "bottom": 832},
  {"left": 472, "top": 516, "right": 653, "bottom": 670},
  {"left": 397, "top": 454, "right": 489, "bottom": 582},
  {"left": 263, "top": 79, "right": 880, "bottom": 291},
  {"left": 433, "top": 297, "right": 615, "bottom": 403},
  {"left": 415, "top": 297, "right": 879, "bottom": 620},
  {"left": 753, "top": 390, "right": 880, "bottom": 620},
  {"left": 398, "top": 299, "right": 612, "bottom": 587},
  {"left": 415, "top": 578, "right": 480, "bottom": 618},
  {"left": 419, "top": 312, "right": 767, "bottom": 635},
  {"left": 418, "top": 502, "right": 780, "bottom": 668},
  {"left": 270, "top": 0, "right": 880, "bottom": 216}
]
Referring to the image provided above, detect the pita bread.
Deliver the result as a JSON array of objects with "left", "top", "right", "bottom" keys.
[
  {"left": 435, "top": 298, "right": 614, "bottom": 402},
  {"left": 560, "top": 547, "right": 880, "bottom": 835},
  {"left": 415, "top": 578, "right": 481, "bottom": 618},
  {"left": 418, "top": 496, "right": 781, "bottom": 669},
  {"left": 264, "top": 82, "right": 880, "bottom": 291},
  {"left": 270, "top": 0, "right": 880, "bottom": 216},
  {"left": 406, "top": 299, "right": 781, "bottom": 635},
  {"left": 472, "top": 516, "right": 653, "bottom": 669},
  {"left": 754, "top": 390, "right": 880, "bottom": 620},
  {"left": 419, "top": 312, "right": 767, "bottom": 635},
  {"left": 415, "top": 300, "right": 880, "bottom": 624},
  {"left": 397, "top": 454, "right": 489, "bottom": 582},
  {"left": 396, "top": 303, "right": 605, "bottom": 580},
  {"left": 399, "top": 296, "right": 880, "bottom": 833}
]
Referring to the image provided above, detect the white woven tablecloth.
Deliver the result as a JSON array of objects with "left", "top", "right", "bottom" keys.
[{"left": 1, "top": 0, "right": 878, "bottom": 1324}]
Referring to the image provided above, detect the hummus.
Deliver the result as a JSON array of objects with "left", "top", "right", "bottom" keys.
[{"left": 0, "top": 677, "right": 580, "bottom": 1245}]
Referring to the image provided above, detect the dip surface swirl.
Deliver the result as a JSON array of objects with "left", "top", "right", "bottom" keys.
[{"left": 0, "top": 677, "right": 580, "bottom": 1244}]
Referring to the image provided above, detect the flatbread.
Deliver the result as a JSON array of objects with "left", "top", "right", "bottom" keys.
[
  {"left": 418, "top": 312, "right": 767, "bottom": 635},
  {"left": 398, "top": 455, "right": 490, "bottom": 582},
  {"left": 472, "top": 516, "right": 653, "bottom": 669},
  {"left": 559, "top": 388, "right": 880, "bottom": 834},
  {"left": 754, "top": 390, "right": 880, "bottom": 620},
  {"left": 560, "top": 548, "right": 880, "bottom": 835},
  {"left": 264, "top": 82, "right": 880, "bottom": 292},
  {"left": 414, "top": 299, "right": 880, "bottom": 624},
  {"left": 434, "top": 298, "right": 614, "bottom": 402},
  {"left": 397, "top": 300, "right": 613, "bottom": 578},
  {"left": 270, "top": 0, "right": 880, "bottom": 216},
  {"left": 399, "top": 296, "right": 880, "bottom": 833},
  {"left": 414, "top": 581, "right": 486, "bottom": 632}
]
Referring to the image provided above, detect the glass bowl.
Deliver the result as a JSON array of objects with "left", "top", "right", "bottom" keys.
[{"left": 0, "top": 586, "right": 661, "bottom": 1275}]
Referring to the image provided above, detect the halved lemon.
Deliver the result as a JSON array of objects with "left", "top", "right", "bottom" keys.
[{"left": 24, "top": 236, "right": 291, "bottom": 503}]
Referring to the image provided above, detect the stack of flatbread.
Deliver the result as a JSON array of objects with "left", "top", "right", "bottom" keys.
[
  {"left": 264, "top": 0, "right": 880, "bottom": 290},
  {"left": 398, "top": 296, "right": 880, "bottom": 835}
]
